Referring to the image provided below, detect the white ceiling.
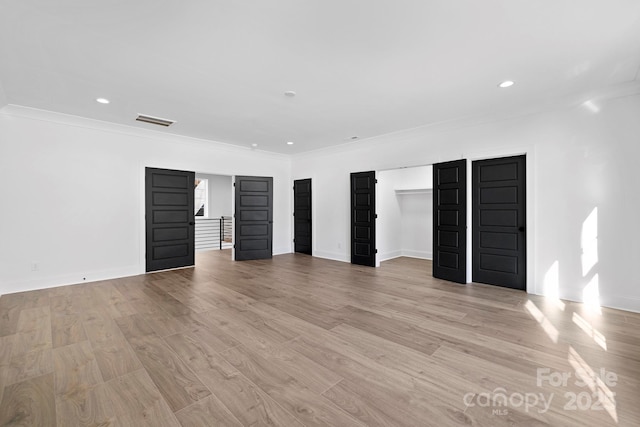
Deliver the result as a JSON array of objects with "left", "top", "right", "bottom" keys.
[{"left": 1, "top": 0, "right": 640, "bottom": 154}]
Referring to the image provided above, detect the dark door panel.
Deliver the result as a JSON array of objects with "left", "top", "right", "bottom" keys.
[
  {"left": 433, "top": 159, "right": 467, "bottom": 283},
  {"left": 145, "top": 168, "right": 195, "bottom": 272},
  {"left": 351, "top": 171, "right": 376, "bottom": 267},
  {"left": 294, "top": 179, "right": 312, "bottom": 255},
  {"left": 472, "top": 155, "right": 526, "bottom": 290},
  {"left": 235, "top": 176, "right": 273, "bottom": 261}
]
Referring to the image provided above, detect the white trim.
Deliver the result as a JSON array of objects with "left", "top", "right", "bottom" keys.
[
  {"left": 0, "top": 104, "right": 288, "bottom": 160},
  {"left": 378, "top": 250, "right": 403, "bottom": 262},
  {"left": 0, "top": 265, "right": 141, "bottom": 296},
  {"left": 402, "top": 250, "right": 432, "bottom": 260},
  {"left": 314, "top": 250, "right": 350, "bottom": 263},
  {"left": 394, "top": 188, "right": 433, "bottom": 195}
]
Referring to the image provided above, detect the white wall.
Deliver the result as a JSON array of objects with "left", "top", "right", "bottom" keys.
[
  {"left": 196, "top": 173, "right": 232, "bottom": 218},
  {"left": 0, "top": 81, "right": 6, "bottom": 109},
  {"left": 377, "top": 166, "right": 432, "bottom": 262},
  {"left": 0, "top": 106, "right": 291, "bottom": 295},
  {"left": 390, "top": 165, "right": 433, "bottom": 190},
  {"left": 292, "top": 92, "right": 640, "bottom": 313},
  {"left": 398, "top": 193, "right": 432, "bottom": 260},
  {"left": 3, "top": 92, "right": 640, "bottom": 313},
  {"left": 377, "top": 169, "right": 403, "bottom": 261},
  {"left": 397, "top": 166, "right": 432, "bottom": 260}
]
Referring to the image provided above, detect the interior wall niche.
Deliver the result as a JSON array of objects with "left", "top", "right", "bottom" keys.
[{"left": 377, "top": 165, "right": 433, "bottom": 262}]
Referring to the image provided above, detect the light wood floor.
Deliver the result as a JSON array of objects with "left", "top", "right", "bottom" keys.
[{"left": 1, "top": 251, "right": 639, "bottom": 426}]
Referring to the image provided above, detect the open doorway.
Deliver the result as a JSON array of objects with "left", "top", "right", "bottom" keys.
[
  {"left": 145, "top": 168, "right": 276, "bottom": 272},
  {"left": 376, "top": 165, "right": 433, "bottom": 266},
  {"left": 196, "top": 173, "right": 274, "bottom": 262},
  {"left": 193, "top": 173, "right": 233, "bottom": 255}
]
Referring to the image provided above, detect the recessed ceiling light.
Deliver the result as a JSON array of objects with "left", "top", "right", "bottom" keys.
[
  {"left": 287, "top": 141, "right": 294, "bottom": 145},
  {"left": 284, "top": 91, "right": 296, "bottom": 97},
  {"left": 498, "top": 80, "right": 515, "bottom": 88},
  {"left": 251, "top": 143, "right": 258, "bottom": 147},
  {"left": 96, "top": 97, "right": 110, "bottom": 104}
]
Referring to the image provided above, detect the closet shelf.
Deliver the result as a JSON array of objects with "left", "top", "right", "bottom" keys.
[{"left": 394, "top": 188, "right": 433, "bottom": 195}]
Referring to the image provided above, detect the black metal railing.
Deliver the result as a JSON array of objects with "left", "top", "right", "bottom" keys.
[
  {"left": 220, "top": 216, "right": 232, "bottom": 249},
  {"left": 195, "top": 216, "right": 233, "bottom": 251}
]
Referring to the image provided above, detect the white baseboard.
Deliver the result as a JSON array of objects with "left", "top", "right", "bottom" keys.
[
  {"left": 528, "top": 289, "right": 640, "bottom": 314},
  {"left": 313, "top": 249, "right": 432, "bottom": 264},
  {"left": 401, "top": 250, "right": 433, "bottom": 260},
  {"left": 273, "top": 247, "right": 293, "bottom": 256},
  {"left": 0, "top": 265, "right": 142, "bottom": 296},
  {"left": 313, "top": 250, "right": 350, "bottom": 263},
  {"left": 378, "top": 250, "right": 403, "bottom": 262},
  {"left": 600, "top": 296, "right": 640, "bottom": 314}
]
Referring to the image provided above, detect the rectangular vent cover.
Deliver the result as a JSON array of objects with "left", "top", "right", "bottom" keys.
[{"left": 136, "top": 114, "right": 175, "bottom": 127}]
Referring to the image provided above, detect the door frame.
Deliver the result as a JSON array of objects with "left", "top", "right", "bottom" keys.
[
  {"left": 465, "top": 148, "right": 535, "bottom": 292},
  {"left": 375, "top": 165, "right": 433, "bottom": 267}
]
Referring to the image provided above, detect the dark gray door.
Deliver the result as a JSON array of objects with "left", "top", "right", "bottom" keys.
[
  {"left": 294, "top": 178, "right": 312, "bottom": 255},
  {"left": 235, "top": 176, "right": 273, "bottom": 261},
  {"left": 433, "top": 159, "right": 467, "bottom": 283},
  {"left": 145, "top": 167, "right": 195, "bottom": 272},
  {"left": 472, "top": 155, "right": 526, "bottom": 290},
  {"left": 351, "top": 171, "right": 376, "bottom": 267}
]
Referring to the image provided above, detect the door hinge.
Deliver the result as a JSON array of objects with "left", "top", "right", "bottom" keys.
[
  {"left": 375, "top": 214, "right": 378, "bottom": 219},
  {"left": 293, "top": 212, "right": 295, "bottom": 216},
  {"left": 293, "top": 239, "right": 296, "bottom": 243},
  {"left": 375, "top": 179, "right": 378, "bottom": 184},
  {"left": 375, "top": 249, "right": 378, "bottom": 254}
]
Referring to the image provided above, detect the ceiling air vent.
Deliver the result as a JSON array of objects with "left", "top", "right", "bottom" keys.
[{"left": 136, "top": 114, "right": 175, "bottom": 127}]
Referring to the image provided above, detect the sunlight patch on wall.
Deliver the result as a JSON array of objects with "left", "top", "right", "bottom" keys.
[
  {"left": 583, "top": 274, "right": 602, "bottom": 314},
  {"left": 543, "top": 260, "right": 565, "bottom": 310},
  {"left": 581, "top": 207, "right": 598, "bottom": 277},
  {"left": 581, "top": 207, "right": 601, "bottom": 314}
]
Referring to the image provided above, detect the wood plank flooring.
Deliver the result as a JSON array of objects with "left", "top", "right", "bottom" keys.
[{"left": 1, "top": 251, "right": 639, "bottom": 426}]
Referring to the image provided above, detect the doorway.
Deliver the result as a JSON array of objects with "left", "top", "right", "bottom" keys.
[
  {"left": 145, "top": 167, "right": 195, "bottom": 272},
  {"left": 432, "top": 159, "right": 467, "bottom": 284},
  {"left": 194, "top": 173, "right": 233, "bottom": 252},
  {"left": 377, "top": 166, "right": 433, "bottom": 264},
  {"left": 145, "top": 168, "right": 274, "bottom": 271},
  {"left": 293, "top": 178, "right": 312, "bottom": 255},
  {"left": 350, "top": 171, "right": 377, "bottom": 267},
  {"left": 234, "top": 175, "right": 274, "bottom": 261},
  {"left": 472, "top": 155, "right": 526, "bottom": 290}
]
